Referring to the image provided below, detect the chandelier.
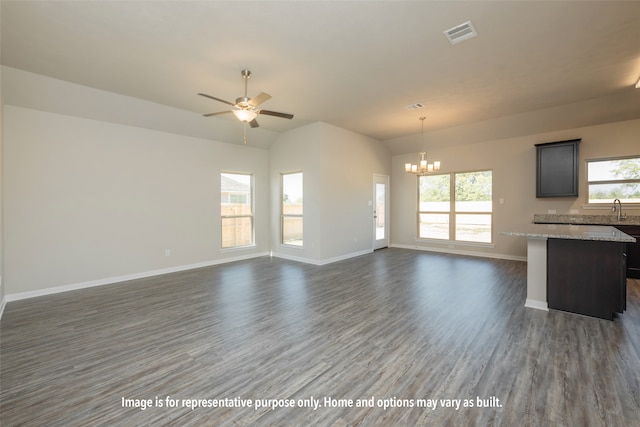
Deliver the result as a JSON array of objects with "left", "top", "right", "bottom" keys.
[{"left": 405, "top": 117, "right": 441, "bottom": 175}]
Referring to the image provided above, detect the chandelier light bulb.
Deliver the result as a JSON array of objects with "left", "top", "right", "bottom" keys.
[{"left": 405, "top": 118, "right": 441, "bottom": 176}]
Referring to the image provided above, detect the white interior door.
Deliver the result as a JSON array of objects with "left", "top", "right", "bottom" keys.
[{"left": 373, "top": 174, "right": 390, "bottom": 250}]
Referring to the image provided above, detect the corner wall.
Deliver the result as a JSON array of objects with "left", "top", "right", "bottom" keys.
[
  {"left": 270, "top": 122, "right": 390, "bottom": 264},
  {"left": 0, "top": 60, "right": 5, "bottom": 317}
]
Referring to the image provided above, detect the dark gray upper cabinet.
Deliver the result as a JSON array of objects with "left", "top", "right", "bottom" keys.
[{"left": 535, "top": 139, "right": 580, "bottom": 198}]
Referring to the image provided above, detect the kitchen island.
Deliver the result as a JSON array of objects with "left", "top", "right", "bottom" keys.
[
  {"left": 534, "top": 213, "right": 640, "bottom": 278},
  {"left": 500, "top": 224, "right": 635, "bottom": 320}
]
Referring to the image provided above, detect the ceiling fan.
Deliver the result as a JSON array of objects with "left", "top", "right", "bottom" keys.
[{"left": 198, "top": 69, "right": 294, "bottom": 130}]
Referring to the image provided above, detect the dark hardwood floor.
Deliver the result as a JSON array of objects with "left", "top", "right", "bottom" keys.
[{"left": 1, "top": 248, "right": 639, "bottom": 426}]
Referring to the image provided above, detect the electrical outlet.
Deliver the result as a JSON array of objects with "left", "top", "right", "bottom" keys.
[
  {"left": 548, "top": 209, "right": 557, "bottom": 214},
  {"left": 570, "top": 210, "right": 579, "bottom": 214},
  {"left": 165, "top": 249, "right": 171, "bottom": 257}
]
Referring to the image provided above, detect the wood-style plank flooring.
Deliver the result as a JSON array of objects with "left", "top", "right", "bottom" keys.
[{"left": 1, "top": 248, "right": 639, "bottom": 426}]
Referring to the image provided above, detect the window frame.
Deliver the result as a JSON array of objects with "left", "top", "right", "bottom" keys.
[
  {"left": 417, "top": 173, "right": 452, "bottom": 240},
  {"left": 417, "top": 169, "right": 493, "bottom": 245},
  {"left": 220, "top": 172, "right": 254, "bottom": 250},
  {"left": 585, "top": 155, "right": 640, "bottom": 206},
  {"left": 281, "top": 171, "right": 304, "bottom": 247}
]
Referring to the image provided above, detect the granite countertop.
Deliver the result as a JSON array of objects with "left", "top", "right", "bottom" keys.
[
  {"left": 500, "top": 224, "right": 636, "bottom": 242},
  {"left": 534, "top": 213, "right": 640, "bottom": 226}
]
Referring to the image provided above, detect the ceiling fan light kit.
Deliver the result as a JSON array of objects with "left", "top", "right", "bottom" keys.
[
  {"left": 232, "top": 109, "right": 258, "bottom": 122},
  {"left": 199, "top": 69, "right": 294, "bottom": 143},
  {"left": 405, "top": 117, "right": 441, "bottom": 176}
]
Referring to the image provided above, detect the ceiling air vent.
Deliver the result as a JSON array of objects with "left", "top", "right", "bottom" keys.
[
  {"left": 443, "top": 20, "right": 478, "bottom": 45},
  {"left": 405, "top": 103, "right": 424, "bottom": 111}
]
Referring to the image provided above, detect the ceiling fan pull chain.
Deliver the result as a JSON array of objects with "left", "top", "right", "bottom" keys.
[{"left": 243, "top": 123, "right": 247, "bottom": 144}]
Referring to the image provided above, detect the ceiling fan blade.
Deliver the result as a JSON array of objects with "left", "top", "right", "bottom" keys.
[
  {"left": 248, "top": 92, "right": 272, "bottom": 107},
  {"left": 203, "top": 111, "right": 232, "bottom": 117},
  {"left": 259, "top": 110, "right": 294, "bottom": 119},
  {"left": 249, "top": 119, "right": 259, "bottom": 128},
  {"left": 198, "top": 93, "right": 235, "bottom": 106}
]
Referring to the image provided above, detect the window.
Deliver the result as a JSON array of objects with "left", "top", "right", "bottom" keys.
[
  {"left": 418, "top": 174, "right": 450, "bottom": 240},
  {"left": 454, "top": 171, "right": 492, "bottom": 242},
  {"left": 419, "top": 170, "right": 492, "bottom": 243},
  {"left": 221, "top": 173, "right": 253, "bottom": 248},
  {"left": 587, "top": 156, "right": 640, "bottom": 204},
  {"left": 282, "top": 172, "right": 303, "bottom": 246}
]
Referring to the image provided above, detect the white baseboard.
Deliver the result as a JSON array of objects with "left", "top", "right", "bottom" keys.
[
  {"left": 0, "top": 296, "right": 6, "bottom": 320},
  {"left": 5, "top": 251, "right": 270, "bottom": 302},
  {"left": 269, "top": 251, "right": 317, "bottom": 265},
  {"left": 271, "top": 249, "right": 373, "bottom": 266},
  {"left": 524, "top": 299, "right": 549, "bottom": 311},
  {"left": 316, "top": 249, "right": 372, "bottom": 265},
  {"left": 390, "top": 243, "right": 527, "bottom": 262},
  {"left": 3, "top": 245, "right": 527, "bottom": 304}
]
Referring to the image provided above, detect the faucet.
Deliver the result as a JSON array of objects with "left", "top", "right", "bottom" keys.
[{"left": 612, "top": 198, "right": 624, "bottom": 221}]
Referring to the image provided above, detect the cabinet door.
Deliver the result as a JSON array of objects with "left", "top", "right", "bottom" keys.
[
  {"left": 547, "top": 238, "right": 624, "bottom": 320},
  {"left": 535, "top": 139, "right": 580, "bottom": 198},
  {"left": 626, "top": 238, "right": 640, "bottom": 279},
  {"left": 615, "top": 225, "right": 640, "bottom": 279}
]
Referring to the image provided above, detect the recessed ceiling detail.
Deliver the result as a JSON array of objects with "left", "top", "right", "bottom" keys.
[
  {"left": 443, "top": 20, "right": 478, "bottom": 45},
  {"left": 2, "top": 2, "right": 640, "bottom": 149}
]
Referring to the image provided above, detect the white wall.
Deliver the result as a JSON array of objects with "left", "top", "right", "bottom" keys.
[
  {"left": 0, "top": 60, "right": 5, "bottom": 317},
  {"left": 4, "top": 105, "right": 270, "bottom": 295},
  {"left": 2, "top": 65, "right": 638, "bottom": 301},
  {"left": 317, "top": 123, "right": 390, "bottom": 261},
  {"left": 2, "top": 69, "right": 392, "bottom": 298},
  {"left": 270, "top": 122, "right": 390, "bottom": 264},
  {"left": 269, "top": 122, "right": 323, "bottom": 261},
  {"left": 392, "top": 118, "right": 640, "bottom": 259}
]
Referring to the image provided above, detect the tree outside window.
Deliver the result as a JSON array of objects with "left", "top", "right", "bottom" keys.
[{"left": 587, "top": 157, "right": 640, "bottom": 204}]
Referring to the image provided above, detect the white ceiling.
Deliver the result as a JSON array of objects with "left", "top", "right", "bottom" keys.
[{"left": 2, "top": 1, "right": 640, "bottom": 154}]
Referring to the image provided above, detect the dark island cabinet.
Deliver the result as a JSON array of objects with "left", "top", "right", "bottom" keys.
[
  {"left": 615, "top": 225, "right": 640, "bottom": 279},
  {"left": 547, "top": 238, "right": 626, "bottom": 320}
]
